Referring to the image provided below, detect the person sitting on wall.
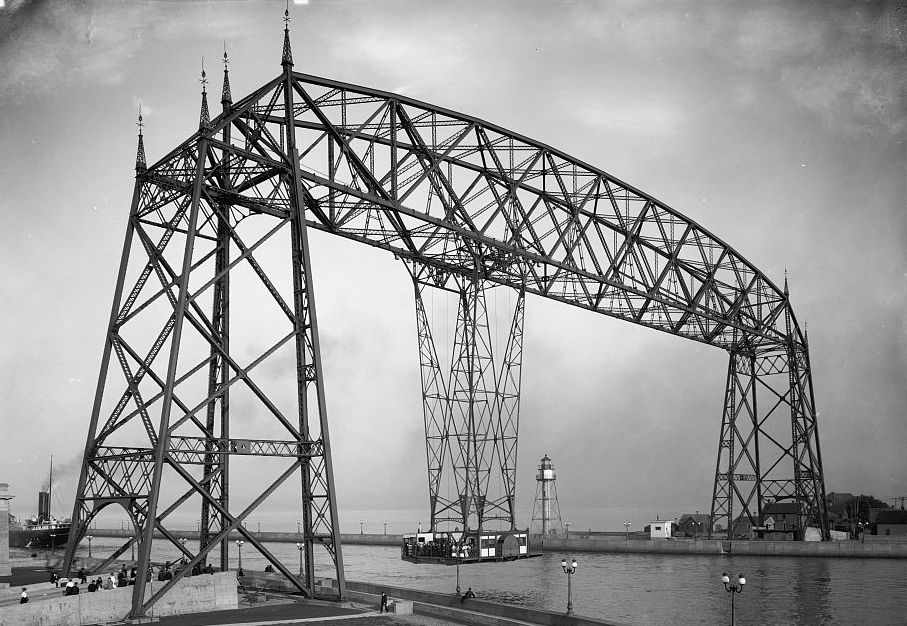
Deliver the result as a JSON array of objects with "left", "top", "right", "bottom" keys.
[
  {"left": 203, "top": 563, "right": 214, "bottom": 575},
  {"left": 20, "top": 588, "right": 28, "bottom": 604},
  {"left": 64, "top": 581, "right": 77, "bottom": 596},
  {"left": 51, "top": 571, "right": 59, "bottom": 587},
  {"left": 460, "top": 587, "right": 475, "bottom": 603},
  {"left": 130, "top": 567, "right": 137, "bottom": 585},
  {"left": 87, "top": 580, "right": 97, "bottom": 592},
  {"left": 264, "top": 564, "right": 275, "bottom": 572}
]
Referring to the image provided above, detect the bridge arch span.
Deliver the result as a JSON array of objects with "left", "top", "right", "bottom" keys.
[{"left": 64, "top": 45, "right": 829, "bottom": 617}]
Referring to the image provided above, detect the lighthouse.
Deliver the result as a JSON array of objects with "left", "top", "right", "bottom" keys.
[{"left": 531, "top": 454, "right": 564, "bottom": 536}]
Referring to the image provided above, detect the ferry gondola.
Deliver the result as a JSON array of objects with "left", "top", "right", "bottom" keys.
[{"left": 401, "top": 528, "right": 537, "bottom": 565}]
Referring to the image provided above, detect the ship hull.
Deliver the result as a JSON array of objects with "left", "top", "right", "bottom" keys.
[{"left": 9, "top": 526, "right": 71, "bottom": 549}]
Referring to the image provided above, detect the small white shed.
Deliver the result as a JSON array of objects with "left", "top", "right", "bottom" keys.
[{"left": 649, "top": 520, "right": 672, "bottom": 539}]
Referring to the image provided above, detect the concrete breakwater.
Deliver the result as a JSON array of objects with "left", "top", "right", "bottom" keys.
[
  {"left": 84, "top": 529, "right": 401, "bottom": 546},
  {"left": 83, "top": 529, "right": 907, "bottom": 558},
  {"left": 533, "top": 535, "right": 907, "bottom": 558}
]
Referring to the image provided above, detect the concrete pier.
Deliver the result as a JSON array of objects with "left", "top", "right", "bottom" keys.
[{"left": 82, "top": 528, "right": 907, "bottom": 558}]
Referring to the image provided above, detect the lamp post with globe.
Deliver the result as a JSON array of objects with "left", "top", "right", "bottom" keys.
[
  {"left": 721, "top": 572, "right": 746, "bottom": 625},
  {"left": 561, "top": 557, "right": 577, "bottom": 616},
  {"left": 235, "top": 540, "right": 244, "bottom": 573}
]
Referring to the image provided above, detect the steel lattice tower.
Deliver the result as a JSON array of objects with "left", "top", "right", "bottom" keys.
[
  {"left": 63, "top": 18, "right": 345, "bottom": 618},
  {"left": 709, "top": 276, "right": 828, "bottom": 539},
  {"left": 407, "top": 262, "right": 525, "bottom": 534}
]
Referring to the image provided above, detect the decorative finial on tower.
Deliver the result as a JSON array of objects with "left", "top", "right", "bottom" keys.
[
  {"left": 136, "top": 103, "right": 147, "bottom": 171},
  {"left": 783, "top": 267, "right": 789, "bottom": 297},
  {"left": 282, "top": 4, "right": 293, "bottom": 68},
  {"left": 199, "top": 58, "right": 210, "bottom": 129},
  {"left": 221, "top": 43, "right": 232, "bottom": 106}
]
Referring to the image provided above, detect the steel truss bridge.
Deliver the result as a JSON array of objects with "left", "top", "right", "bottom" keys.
[{"left": 63, "top": 23, "right": 829, "bottom": 619}]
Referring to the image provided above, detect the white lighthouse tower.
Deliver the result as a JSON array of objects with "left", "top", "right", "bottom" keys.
[{"left": 530, "top": 454, "right": 564, "bottom": 537}]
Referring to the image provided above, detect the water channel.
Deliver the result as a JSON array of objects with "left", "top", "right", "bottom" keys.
[{"left": 74, "top": 537, "right": 906, "bottom": 625}]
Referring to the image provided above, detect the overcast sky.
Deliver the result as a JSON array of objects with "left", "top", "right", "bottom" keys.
[{"left": 0, "top": 0, "right": 904, "bottom": 533}]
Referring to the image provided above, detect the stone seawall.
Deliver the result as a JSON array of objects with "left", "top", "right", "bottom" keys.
[
  {"left": 0, "top": 570, "right": 237, "bottom": 626},
  {"left": 239, "top": 571, "right": 629, "bottom": 626},
  {"left": 84, "top": 529, "right": 907, "bottom": 558},
  {"left": 341, "top": 579, "right": 630, "bottom": 626}
]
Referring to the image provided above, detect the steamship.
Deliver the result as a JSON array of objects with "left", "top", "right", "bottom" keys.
[{"left": 9, "top": 458, "right": 71, "bottom": 549}]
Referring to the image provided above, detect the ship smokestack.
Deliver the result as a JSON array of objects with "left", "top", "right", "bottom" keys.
[{"left": 38, "top": 492, "right": 50, "bottom": 523}]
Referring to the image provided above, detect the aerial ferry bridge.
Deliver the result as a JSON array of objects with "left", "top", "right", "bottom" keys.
[{"left": 62, "top": 12, "right": 829, "bottom": 619}]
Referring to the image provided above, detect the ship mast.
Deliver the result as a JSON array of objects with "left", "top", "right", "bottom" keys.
[{"left": 48, "top": 455, "right": 53, "bottom": 521}]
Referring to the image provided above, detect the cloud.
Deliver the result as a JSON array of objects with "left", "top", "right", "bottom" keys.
[
  {"left": 569, "top": 2, "right": 906, "bottom": 139},
  {"left": 733, "top": 4, "right": 905, "bottom": 138},
  {"left": 0, "top": 0, "right": 265, "bottom": 103},
  {"left": 573, "top": 100, "right": 688, "bottom": 140}
]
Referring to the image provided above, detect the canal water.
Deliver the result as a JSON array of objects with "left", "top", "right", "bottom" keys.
[{"left": 75, "top": 537, "right": 906, "bottom": 625}]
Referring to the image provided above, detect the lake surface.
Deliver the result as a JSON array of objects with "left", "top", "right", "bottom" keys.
[{"left": 75, "top": 537, "right": 907, "bottom": 625}]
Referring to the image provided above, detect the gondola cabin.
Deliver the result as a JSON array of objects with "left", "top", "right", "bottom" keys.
[{"left": 401, "top": 528, "right": 537, "bottom": 564}]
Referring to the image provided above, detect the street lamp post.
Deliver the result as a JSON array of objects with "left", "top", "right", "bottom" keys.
[
  {"left": 383, "top": 520, "right": 388, "bottom": 535},
  {"left": 359, "top": 521, "right": 364, "bottom": 535},
  {"left": 455, "top": 557, "right": 461, "bottom": 596},
  {"left": 721, "top": 572, "right": 746, "bottom": 626},
  {"left": 564, "top": 521, "right": 571, "bottom": 539},
  {"left": 296, "top": 542, "right": 303, "bottom": 575},
  {"left": 258, "top": 521, "right": 261, "bottom": 535},
  {"left": 179, "top": 537, "right": 187, "bottom": 565},
  {"left": 297, "top": 520, "right": 301, "bottom": 535},
  {"left": 235, "top": 540, "right": 244, "bottom": 572},
  {"left": 624, "top": 521, "right": 631, "bottom": 540},
  {"left": 454, "top": 542, "right": 465, "bottom": 596},
  {"left": 86, "top": 535, "right": 93, "bottom": 558},
  {"left": 561, "top": 557, "right": 577, "bottom": 616}
]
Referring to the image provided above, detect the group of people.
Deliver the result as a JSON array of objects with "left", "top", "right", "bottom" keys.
[
  {"left": 43, "top": 559, "right": 217, "bottom": 598},
  {"left": 49, "top": 564, "right": 140, "bottom": 596},
  {"left": 156, "top": 559, "right": 216, "bottom": 580},
  {"left": 17, "top": 556, "right": 223, "bottom": 608}
]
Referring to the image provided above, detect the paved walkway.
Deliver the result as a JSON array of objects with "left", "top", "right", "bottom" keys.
[
  {"left": 143, "top": 603, "right": 460, "bottom": 626},
  {"left": 146, "top": 601, "right": 364, "bottom": 625}
]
